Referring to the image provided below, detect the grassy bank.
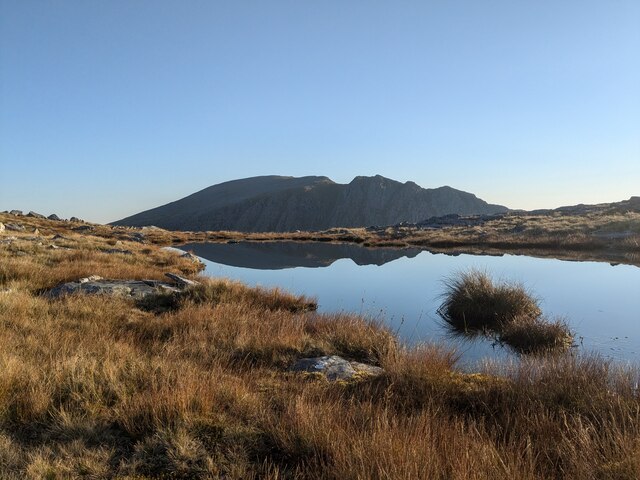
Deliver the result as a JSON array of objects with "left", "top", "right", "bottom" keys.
[
  {"left": 4, "top": 209, "right": 640, "bottom": 268},
  {"left": 1, "top": 216, "right": 640, "bottom": 478}
]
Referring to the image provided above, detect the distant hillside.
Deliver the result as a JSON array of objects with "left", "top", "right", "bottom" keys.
[{"left": 112, "top": 175, "right": 508, "bottom": 232}]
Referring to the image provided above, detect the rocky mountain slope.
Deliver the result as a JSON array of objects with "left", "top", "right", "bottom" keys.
[{"left": 112, "top": 175, "right": 507, "bottom": 232}]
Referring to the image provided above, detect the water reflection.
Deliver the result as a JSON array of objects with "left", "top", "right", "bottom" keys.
[
  {"left": 180, "top": 241, "right": 640, "bottom": 366},
  {"left": 180, "top": 241, "right": 422, "bottom": 269}
]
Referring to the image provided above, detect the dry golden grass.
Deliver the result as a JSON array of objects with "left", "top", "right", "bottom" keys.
[{"left": 0, "top": 215, "right": 639, "bottom": 478}]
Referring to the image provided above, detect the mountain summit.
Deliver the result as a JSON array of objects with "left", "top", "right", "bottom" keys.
[{"left": 112, "top": 175, "right": 507, "bottom": 232}]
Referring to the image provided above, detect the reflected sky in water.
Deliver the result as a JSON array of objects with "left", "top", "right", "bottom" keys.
[{"left": 181, "top": 242, "right": 640, "bottom": 367}]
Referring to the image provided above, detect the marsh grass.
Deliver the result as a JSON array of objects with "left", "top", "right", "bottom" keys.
[
  {"left": 500, "top": 314, "right": 574, "bottom": 354},
  {"left": 0, "top": 214, "right": 639, "bottom": 478},
  {"left": 439, "top": 270, "right": 575, "bottom": 355},
  {"left": 439, "top": 270, "right": 541, "bottom": 331}
]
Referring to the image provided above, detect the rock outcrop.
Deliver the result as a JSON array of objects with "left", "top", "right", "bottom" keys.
[
  {"left": 290, "top": 355, "right": 383, "bottom": 381},
  {"left": 5, "top": 223, "right": 25, "bottom": 232},
  {"left": 112, "top": 175, "right": 507, "bottom": 232},
  {"left": 44, "top": 273, "right": 199, "bottom": 300}
]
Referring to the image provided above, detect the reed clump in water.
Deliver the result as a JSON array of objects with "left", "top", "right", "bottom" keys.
[
  {"left": 439, "top": 270, "right": 541, "bottom": 331},
  {"left": 500, "top": 314, "right": 574, "bottom": 354},
  {"left": 439, "top": 270, "right": 573, "bottom": 354}
]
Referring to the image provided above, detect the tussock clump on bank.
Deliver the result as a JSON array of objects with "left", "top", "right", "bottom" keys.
[{"left": 139, "top": 278, "right": 317, "bottom": 313}]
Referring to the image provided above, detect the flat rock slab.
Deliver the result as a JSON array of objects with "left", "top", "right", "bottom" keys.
[
  {"left": 290, "top": 355, "right": 383, "bottom": 381},
  {"left": 5, "top": 223, "right": 25, "bottom": 231},
  {"left": 45, "top": 277, "right": 180, "bottom": 299}
]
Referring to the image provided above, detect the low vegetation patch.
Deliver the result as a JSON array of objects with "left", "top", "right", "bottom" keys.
[
  {"left": 138, "top": 279, "right": 317, "bottom": 314},
  {"left": 439, "top": 269, "right": 574, "bottom": 354},
  {"left": 439, "top": 270, "right": 541, "bottom": 331},
  {"left": 500, "top": 314, "right": 574, "bottom": 354}
]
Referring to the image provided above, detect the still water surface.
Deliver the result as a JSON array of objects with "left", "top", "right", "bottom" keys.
[{"left": 180, "top": 242, "right": 640, "bottom": 366}]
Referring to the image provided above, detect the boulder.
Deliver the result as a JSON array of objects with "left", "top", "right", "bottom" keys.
[
  {"left": 72, "top": 225, "right": 95, "bottom": 232},
  {"left": 290, "top": 355, "right": 383, "bottom": 381},
  {"left": 48, "top": 214, "right": 61, "bottom": 221},
  {"left": 45, "top": 277, "right": 180, "bottom": 299},
  {"left": 5, "top": 223, "right": 25, "bottom": 232},
  {"left": 27, "top": 211, "right": 45, "bottom": 219},
  {"left": 103, "top": 248, "right": 133, "bottom": 255},
  {"left": 69, "top": 217, "right": 82, "bottom": 223},
  {"left": 9, "top": 210, "right": 23, "bottom": 216},
  {"left": 129, "top": 232, "right": 146, "bottom": 243},
  {"left": 165, "top": 272, "right": 200, "bottom": 287},
  {"left": 180, "top": 252, "right": 203, "bottom": 263}
]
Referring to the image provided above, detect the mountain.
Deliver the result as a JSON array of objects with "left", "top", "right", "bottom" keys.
[{"left": 112, "top": 175, "right": 508, "bottom": 232}]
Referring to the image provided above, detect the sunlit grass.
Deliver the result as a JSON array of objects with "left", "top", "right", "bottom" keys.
[{"left": 0, "top": 214, "right": 639, "bottom": 478}]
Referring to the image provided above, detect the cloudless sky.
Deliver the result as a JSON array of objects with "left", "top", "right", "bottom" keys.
[{"left": 1, "top": 1, "right": 639, "bottom": 223}]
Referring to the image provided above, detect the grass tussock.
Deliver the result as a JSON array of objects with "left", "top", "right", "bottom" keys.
[
  {"left": 500, "top": 314, "right": 574, "bottom": 354},
  {"left": 0, "top": 215, "right": 638, "bottom": 478},
  {"left": 439, "top": 270, "right": 574, "bottom": 354},
  {"left": 439, "top": 270, "right": 541, "bottom": 330}
]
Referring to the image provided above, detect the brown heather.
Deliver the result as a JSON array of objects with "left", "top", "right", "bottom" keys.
[{"left": 0, "top": 214, "right": 639, "bottom": 479}]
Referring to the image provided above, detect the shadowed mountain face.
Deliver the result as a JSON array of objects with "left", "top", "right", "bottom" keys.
[
  {"left": 113, "top": 175, "right": 507, "bottom": 232},
  {"left": 179, "top": 241, "right": 422, "bottom": 270}
]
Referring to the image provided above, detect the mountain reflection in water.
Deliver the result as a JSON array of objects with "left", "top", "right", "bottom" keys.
[{"left": 179, "top": 241, "right": 422, "bottom": 270}]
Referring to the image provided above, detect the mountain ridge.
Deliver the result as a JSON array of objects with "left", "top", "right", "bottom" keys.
[{"left": 112, "top": 175, "right": 508, "bottom": 232}]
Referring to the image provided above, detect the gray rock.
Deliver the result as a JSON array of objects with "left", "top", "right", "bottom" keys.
[
  {"left": 180, "top": 252, "right": 203, "bottom": 263},
  {"left": 9, "top": 210, "right": 23, "bottom": 216},
  {"left": 45, "top": 277, "right": 180, "bottom": 299},
  {"left": 5, "top": 223, "right": 25, "bottom": 232},
  {"left": 129, "top": 232, "right": 146, "bottom": 242},
  {"left": 103, "top": 248, "right": 133, "bottom": 255},
  {"left": 48, "top": 214, "right": 61, "bottom": 221},
  {"left": 27, "top": 211, "right": 45, "bottom": 219},
  {"left": 69, "top": 217, "right": 82, "bottom": 223},
  {"left": 290, "top": 355, "right": 383, "bottom": 381},
  {"left": 79, "top": 275, "right": 103, "bottom": 283},
  {"left": 72, "top": 225, "right": 95, "bottom": 232},
  {"left": 165, "top": 272, "right": 200, "bottom": 287}
]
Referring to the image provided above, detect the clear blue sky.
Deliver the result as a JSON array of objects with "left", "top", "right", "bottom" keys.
[{"left": 1, "top": 1, "right": 638, "bottom": 223}]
